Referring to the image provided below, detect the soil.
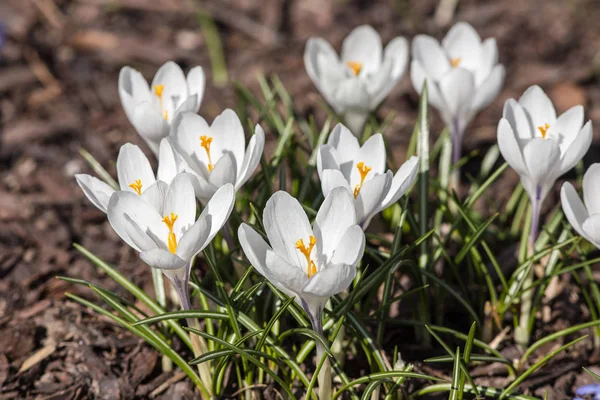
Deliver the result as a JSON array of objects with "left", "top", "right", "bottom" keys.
[{"left": 2, "top": 0, "right": 600, "bottom": 398}]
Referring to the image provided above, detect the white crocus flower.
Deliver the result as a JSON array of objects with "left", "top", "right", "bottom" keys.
[
  {"left": 170, "top": 109, "right": 265, "bottom": 202},
  {"left": 119, "top": 61, "right": 205, "bottom": 154},
  {"left": 498, "top": 85, "right": 592, "bottom": 239},
  {"left": 561, "top": 164, "right": 600, "bottom": 249},
  {"left": 76, "top": 140, "right": 182, "bottom": 213},
  {"left": 238, "top": 187, "right": 365, "bottom": 326},
  {"left": 316, "top": 124, "right": 418, "bottom": 229},
  {"left": 106, "top": 173, "right": 235, "bottom": 289},
  {"left": 411, "top": 22, "right": 505, "bottom": 163},
  {"left": 304, "top": 25, "right": 408, "bottom": 136}
]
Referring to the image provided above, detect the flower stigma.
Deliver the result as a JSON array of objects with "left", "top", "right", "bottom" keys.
[
  {"left": 153, "top": 84, "right": 169, "bottom": 121},
  {"left": 295, "top": 236, "right": 317, "bottom": 278},
  {"left": 200, "top": 135, "right": 214, "bottom": 172},
  {"left": 450, "top": 57, "right": 461, "bottom": 68},
  {"left": 538, "top": 123, "right": 550, "bottom": 139},
  {"left": 353, "top": 162, "right": 372, "bottom": 198},
  {"left": 162, "top": 212, "right": 178, "bottom": 254},
  {"left": 346, "top": 61, "right": 363, "bottom": 76},
  {"left": 128, "top": 179, "right": 143, "bottom": 195}
]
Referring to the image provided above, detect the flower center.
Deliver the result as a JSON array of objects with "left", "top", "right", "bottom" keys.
[
  {"left": 200, "top": 135, "right": 214, "bottom": 172},
  {"left": 128, "top": 179, "right": 143, "bottom": 195},
  {"left": 353, "top": 161, "right": 372, "bottom": 199},
  {"left": 295, "top": 236, "right": 317, "bottom": 278},
  {"left": 162, "top": 212, "right": 178, "bottom": 254},
  {"left": 450, "top": 57, "right": 461, "bottom": 68},
  {"left": 346, "top": 61, "right": 363, "bottom": 76},
  {"left": 154, "top": 84, "right": 169, "bottom": 121},
  {"left": 538, "top": 123, "right": 550, "bottom": 139}
]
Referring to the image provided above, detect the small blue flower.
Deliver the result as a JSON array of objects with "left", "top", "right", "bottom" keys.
[{"left": 575, "top": 383, "right": 600, "bottom": 400}]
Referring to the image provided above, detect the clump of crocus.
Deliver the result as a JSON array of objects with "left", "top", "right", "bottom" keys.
[
  {"left": 169, "top": 109, "right": 265, "bottom": 202},
  {"left": 238, "top": 187, "right": 365, "bottom": 399},
  {"left": 562, "top": 163, "right": 600, "bottom": 249},
  {"left": 304, "top": 25, "right": 408, "bottom": 136},
  {"left": 119, "top": 61, "right": 205, "bottom": 154},
  {"left": 317, "top": 123, "right": 418, "bottom": 229},
  {"left": 497, "top": 84, "right": 592, "bottom": 347},
  {"left": 411, "top": 22, "right": 505, "bottom": 163}
]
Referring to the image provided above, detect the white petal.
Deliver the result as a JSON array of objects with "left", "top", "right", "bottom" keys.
[
  {"left": 327, "top": 123, "right": 360, "bottom": 178},
  {"left": 471, "top": 65, "right": 505, "bottom": 112},
  {"left": 367, "top": 36, "right": 409, "bottom": 108},
  {"left": 107, "top": 191, "right": 167, "bottom": 252},
  {"left": 497, "top": 118, "right": 528, "bottom": 176},
  {"left": 330, "top": 225, "right": 366, "bottom": 266},
  {"left": 75, "top": 174, "right": 115, "bottom": 213},
  {"left": 314, "top": 47, "right": 347, "bottom": 106},
  {"left": 582, "top": 215, "right": 600, "bottom": 248},
  {"left": 238, "top": 223, "right": 272, "bottom": 279},
  {"left": 163, "top": 173, "right": 197, "bottom": 239},
  {"left": 157, "top": 138, "right": 179, "bottom": 184},
  {"left": 549, "top": 105, "right": 584, "bottom": 154},
  {"left": 116, "top": 143, "right": 156, "bottom": 193},
  {"left": 439, "top": 68, "right": 475, "bottom": 118},
  {"left": 118, "top": 67, "right": 151, "bottom": 123},
  {"left": 583, "top": 163, "right": 600, "bottom": 216},
  {"left": 321, "top": 169, "right": 352, "bottom": 198},
  {"left": 140, "top": 181, "right": 168, "bottom": 213},
  {"left": 170, "top": 112, "right": 212, "bottom": 176},
  {"left": 503, "top": 99, "right": 533, "bottom": 145},
  {"left": 356, "top": 171, "right": 392, "bottom": 226},
  {"left": 304, "top": 37, "right": 341, "bottom": 86},
  {"left": 151, "top": 61, "right": 189, "bottom": 119},
  {"left": 175, "top": 210, "right": 211, "bottom": 261},
  {"left": 140, "top": 248, "right": 187, "bottom": 270},
  {"left": 561, "top": 182, "right": 590, "bottom": 241},
  {"left": 379, "top": 156, "right": 419, "bottom": 210},
  {"left": 522, "top": 138, "right": 560, "bottom": 186},
  {"left": 197, "top": 183, "right": 235, "bottom": 246},
  {"left": 316, "top": 144, "right": 341, "bottom": 182},
  {"left": 132, "top": 102, "right": 170, "bottom": 147},
  {"left": 476, "top": 38, "right": 499, "bottom": 85},
  {"left": 518, "top": 85, "right": 556, "bottom": 130},
  {"left": 412, "top": 35, "right": 451, "bottom": 80},
  {"left": 354, "top": 134, "right": 386, "bottom": 180},
  {"left": 302, "top": 264, "right": 356, "bottom": 298},
  {"left": 174, "top": 94, "right": 198, "bottom": 116},
  {"left": 343, "top": 110, "right": 370, "bottom": 137},
  {"left": 123, "top": 213, "right": 160, "bottom": 252},
  {"left": 208, "top": 151, "right": 237, "bottom": 188},
  {"left": 410, "top": 60, "right": 448, "bottom": 116},
  {"left": 341, "top": 25, "right": 382, "bottom": 75},
  {"left": 209, "top": 109, "right": 246, "bottom": 178},
  {"left": 313, "top": 186, "right": 357, "bottom": 261},
  {"left": 558, "top": 120, "right": 592, "bottom": 176},
  {"left": 263, "top": 191, "right": 313, "bottom": 270},
  {"left": 237, "top": 125, "right": 265, "bottom": 189},
  {"left": 442, "top": 22, "right": 482, "bottom": 72},
  {"left": 266, "top": 250, "right": 308, "bottom": 294},
  {"left": 331, "top": 78, "right": 371, "bottom": 114},
  {"left": 186, "top": 66, "right": 205, "bottom": 112}
]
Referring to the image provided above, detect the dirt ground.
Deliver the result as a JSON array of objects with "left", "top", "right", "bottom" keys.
[{"left": 3, "top": 0, "right": 600, "bottom": 398}]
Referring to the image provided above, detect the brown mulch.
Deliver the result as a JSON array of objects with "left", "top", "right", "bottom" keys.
[{"left": 2, "top": 0, "right": 600, "bottom": 398}]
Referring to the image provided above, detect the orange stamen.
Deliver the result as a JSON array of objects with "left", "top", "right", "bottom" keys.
[
  {"left": 353, "top": 162, "right": 372, "bottom": 198},
  {"left": 296, "top": 236, "right": 317, "bottom": 278},
  {"left": 162, "top": 212, "right": 178, "bottom": 254},
  {"left": 450, "top": 57, "right": 461, "bottom": 68},
  {"left": 128, "top": 179, "right": 142, "bottom": 195},
  {"left": 200, "top": 135, "right": 214, "bottom": 172},
  {"left": 346, "top": 61, "right": 363, "bottom": 76},
  {"left": 538, "top": 123, "right": 550, "bottom": 139}
]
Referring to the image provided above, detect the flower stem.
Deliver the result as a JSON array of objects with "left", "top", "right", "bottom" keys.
[
  {"left": 150, "top": 269, "right": 173, "bottom": 372},
  {"left": 172, "top": 273, "right": 213, "bottom": 397},
  {"left": 449, "top": 118, "right": 462, "bottom": 200},
  {"left": 515, "top": 189, "right": 542, "bottom": 349},
  {"left": 302, "top": 301, "right": 331, "bottom": 400}
]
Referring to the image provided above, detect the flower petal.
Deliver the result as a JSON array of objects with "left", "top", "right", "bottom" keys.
[
  {"left": 302, "top": 264, "right": 356, "bottom": 298},
  {"left": 368, "top": 36, "right": 409, "bottom": 108},
  {"left": 116, "top": 143, "right": 156, "bottom": 193},
  {"left": 321, "top": 169, "right": 352, "bottom": 198},
  {"left": 75, "top": 174, "right": 115, "bottom": 213},
  {"left": 354, "top": 133, "right": 386, "bottom": 181},
  {"left": 331, "top": 78, "right": 371, "bottom": 115},
  {"left": 327, "top": 123, "right": 360, "bottom": 179},
  {"left": 549, "top": 105, "right": 584, "bottom": 154},
  {"left": 197, "top": 183, "right": 235, "bottom": 245},
  {"left": 210, "top": 109, "right": 246, "bottom": 177},
  {"left": 175, "top": 209, "right": 211, "bottom": 261},
  {"left": 442, "top": 22, "right": 482, "bottom": 72},
  {"left": 583, "top": 163, "right": 600, "bottom": 216},
  {"left": 313, "top": 187, "right": 357, "bottom": 262},
  {"left": 238, "top": 223, "right": 272, "bottom": 279},
  {"left": 412, "top": 35, "right": 451, "bottom": 80},
  {"left": 471, "top": 64, "right": 505, "bottom": 112},
  {"left": 561, "top": 182, "right": 590, "bottom": 241},
  {"left": 316, "top": 144, "right": 341, "bottom": 182},
  {"left": 170, "top": 112, "right": 212, "bottom": 176},
  {"left": 356, "top": 171, "right": 392, "bottom": 226},
  {"left": 558, "top": 120, "right": 592, "bottom": 177},
  {"left": 163, "top": 173, "right": 197, "bottom": 239},
  {"left": 497, "top": 118, "right": 528, "bottom": 176},
  {"left": 410, "top": 60, "right": 448, "bottom": 115},
  {"left": 477, "top": 38, "right": 499, "bottom": 85},
  {"left": 118, "top": 67, "right": 151, "bottom": 123},
  {"left": 186, "top": 66, "right": 205, "bottom": 112},
  {"left": 157, "top": 138, "right": 179, "bottom": 184},
  {"left": 266, "top": 250, "right": 308, "bottom": 294},
  {"left": 522, "top": 138, "right": 560, "bottom": 186},
  {"left": 340, "top": 25, "right": 382, "bottom": 75},
  {"left": 439, "top": 68, "right": 475, "bottom": 118},
  {"left": 503, "top": 99, "right": 533, "bottom": 145},
  {"left": 237, "top": 125, "right": 265, "bottom": 189},
  {"left": 379, "top": 156, "right": 419, "bottom": 211},
  {"left": 304, "top": 37, "right": 342, "bottom": 86},
  {"left": 582, "top": 215, "right": 600, "bottom": 248},
  {"left": 151, "top": 61, "right": 188, "bottom": 120},
  {"left": 263, "top": 191, "right": 313, "bottom": 270},
  {"left": 141, "top": 181, "right": 168, "bottom": 213},
  {"left": 208, "top": 151, "right": 237, "bottom": 188},
  {"left": 132, "top": 102, "right": 170, "bottom": 151},
  {"left": 140, "top": 248, "right": 187, "bottom": 270},
  {"left": 518, "top": 85, "right": 556, "bottom": 130},
  {"left": 330, "top": 225, "right": 365, "bottom": 266}
]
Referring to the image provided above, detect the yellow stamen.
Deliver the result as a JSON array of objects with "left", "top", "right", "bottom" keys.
[
  {"left": 162, "top": 109, "right": 169, "bottom": 121},
  {"left": 162, "top": 212, "right": 178, "bottom": 254},
  {"left": 200, "top": 135, "right": 214, "bottom": 172},
  {"left": 296, "top": 236, "right": 317, "bottom": 278},
  {"left": 346, "top": 61, "right": 363, "bottom": 76},
  {"left": 450, "top": 57, "right": 461, "bottom": 68},
  {"left": 353, "top": 161, "right": 372, "bottom": 199},
  {"left": 128, "top": 179, "right": 142, "bottom": 195},
  {"left": 154, "top": 84, "right": 168, "bottom": 121},
  {"left": 538, "top": 123, "right": 550, "bottom": 139},
  {"left": 154, "top": 84, "right": 165, "bottom": 98}
]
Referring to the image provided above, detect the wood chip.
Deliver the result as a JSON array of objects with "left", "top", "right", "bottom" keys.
[{"left": 18, "top": 344, "right": 57, "bottom": 374}]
